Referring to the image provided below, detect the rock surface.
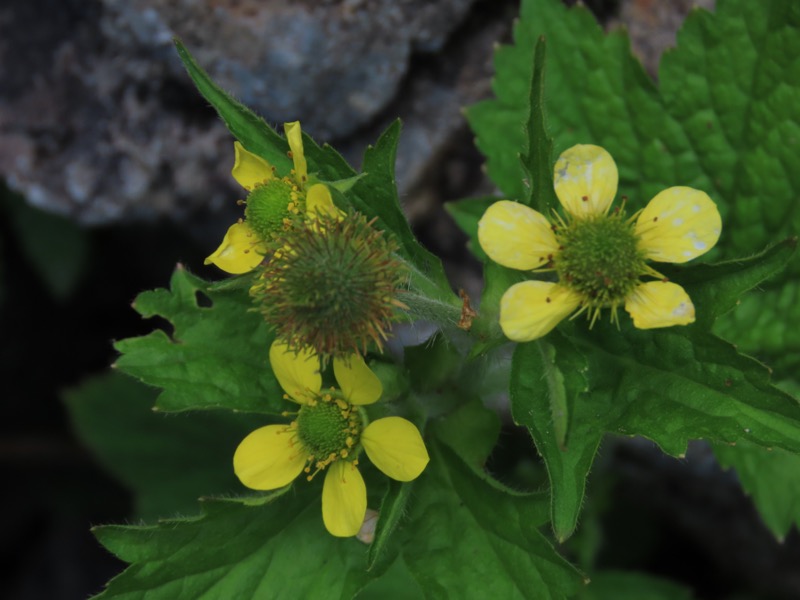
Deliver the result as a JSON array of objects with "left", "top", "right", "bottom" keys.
[
  {"left": 0, "top": 0, "right": 497, "bottom": 225},
  {"left": 0, "top": 0, "right": 718, "bottom": 227}
]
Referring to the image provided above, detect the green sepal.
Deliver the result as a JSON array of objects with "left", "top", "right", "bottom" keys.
[{"left": 320, "top": 173, "right": 367, "bottom": 194}]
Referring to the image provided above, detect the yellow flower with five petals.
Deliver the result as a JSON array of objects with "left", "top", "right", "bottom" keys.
[
  {"left": 478, "top": 144, "right": 722, "bottom": 341},
  {"left": 205, "top": 122, "right": 339, "bottom": 274},
  {"left": 233, "top": 341, "right": 429, "bottom": 537}
]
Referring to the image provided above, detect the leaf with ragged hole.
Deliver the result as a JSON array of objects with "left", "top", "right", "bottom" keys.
[
  {"left": 64, "top": 371, "right": 259, "bottom": 520},
  {"left": 114, "top": 265, "right": 281, "bottom": 414}
]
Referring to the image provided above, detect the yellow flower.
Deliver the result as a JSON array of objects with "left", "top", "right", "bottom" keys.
[
  {"left": 478, "top": 144, "right": 722, "bottom": 341},
  {"left": 233, "top": 341, "right": 429, "bottom": 537},
  {"left": 205, "top": 122, "right": 339, "bottom": 274}
]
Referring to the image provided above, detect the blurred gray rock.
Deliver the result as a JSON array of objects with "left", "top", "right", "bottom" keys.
[
  {"left": 611, "top": 0, "right": 716, "bottom": 78},
  {"left": 0, "top": 0, "right": 503, "bottom": 225}
]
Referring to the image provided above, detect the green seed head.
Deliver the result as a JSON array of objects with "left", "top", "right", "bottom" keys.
[
  {"left": 555, "top": 211, "right": 646, "bottom": 309},
  {"left": 295, "top": 393, "right": 362, "bottom": 467},
  {"left": 244, "top": 178, "right": 300, "bottom": 241},
  {"left": 252, "top": 211, "right": 407, "bottom": 359}
]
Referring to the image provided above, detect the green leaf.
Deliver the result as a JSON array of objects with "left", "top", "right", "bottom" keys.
[
  {"left": 514, "top": 319, "right": 800, "bottom": 541},
  {"left": 511, "top": 332, "right": 595, "bottom": 541},
  {"left": 93, "top": 488, "right": 383, "bottom": 600},
  {"left": 3, "top": 185, "right": 88, "bottom": 300},
  {"left": 664, "top": 238, "right": 797, "bottom": 329},
  {"left": 434, "top": 397, "right": 501, "bottom": 470},
  {"left": 114, "top": 265, "right": 281, "bottom": 414},
  {"left": 349, "top": 122, "right": 456, "bottom": 306},
  {"left": 443, "top": 196, "right": 497, "bottom": 261},
  {"left": 467, "top": 0, "right": 800, "bottom": 363},
  {"left": 511, "top": 241, "right": 800, "bottom": 540},
  {"left": 401, "top": 441, "right": 583, "bottom": 599},
  {"left": 404, "top": 334, "right": 464, "bottom": 394},
  {"left": 577, "top": 571, "right": 692, "bottom": 600},
  {"left": 368, "top": 479, "right": 415, "bottom": 571},
  {"left": 174, "top": 39, "right": 292, "bottom": 174},
  {"left": 522, "top": 36, "right": 557, "bottom": 213},
  {"left": 469, "top": 262, "right": 527, "bottom": 357},
  {"left": 64, "top": 371, "right": 257, "bottom": 520},
  {"left": 713, "top": 440, "right": 800, "bottom": 540}
]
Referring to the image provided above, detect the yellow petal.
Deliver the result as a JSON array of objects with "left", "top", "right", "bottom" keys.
[
  {"left": 477, "top": 201, "right": 559, "bottom": 270},
  {"left": 361, "top": 417, "right": 429, "bottom": 482},
  {"left": 554, "top": 144, "right": 618, "bottom": 218},
  {"left": 204, "top": 222, "right": 266, "bottom": 274},
  {"left": 333, "top": 354, "right": 382, "bottom": 405},
  {"left": 634, "top": 187, "right": 722, "bottom": 264},
  {"left": 306, "top": 184, "right": 343, "bottom": 220},
  {"left": 624, "top": 281, "right": 695, "bottom": 329},
  {"left": 284, "top": 121, "right": 308, "bottom": 184},
  {"left": 269, "top": 340, "right": 321, "bottom": 403},
  {"left": 233, "top": 425, "right": 307, "bottom": 490},
  {"left": 322, "top": 461, "right": 366, "bottom": 537},
  {"left": 499, "top": 281, "right": 581, "bottom": 342},
  {"left": 232, "top": 142, "right": 273, "bottom": 191}
]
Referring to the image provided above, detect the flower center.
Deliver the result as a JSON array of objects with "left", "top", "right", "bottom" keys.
[
  {"left": 244, "top": 177, "right": 302, "bottom": 240},
  {"left": 251, "top": 211, "right": 407, "bottom": 359},
  {"left": 555, "top": 212, "right": 646, "bottom": 308},
  {"left": 295, "top": 391, "right": 362, "bottom": 474}
]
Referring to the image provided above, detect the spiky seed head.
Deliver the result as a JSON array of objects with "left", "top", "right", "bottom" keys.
[{"left": 251, "top": 211, "right": 407, "bottom": 360}]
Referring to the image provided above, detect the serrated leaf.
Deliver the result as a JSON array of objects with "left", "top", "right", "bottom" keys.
[
  {"left": 174, "top": 39, "right": 292, "bottom": 174},
  {"left": 514, "top": 318, "right": 800, "bottom": 541},
  {"left": 64, "top": 371, "right": 257, "bottom": 520},
  {"left": 664, "top": 238, "right": 797, "bottom": 329},
  {"left": 401, "top": 441, "right": 583, "bottom": 599},
  {"left": 467, "top": 0, "right": 800, "bottom": 362},
  {"left": 522, "top": 36, "right": 557, "bottom": 213},
  {"left": 114, "top": 265, "right": 281, "bottom": 414},
  {"left": 713, "top": 440, "right": 800, "bottom": 540},
  {"left": 93, "top": 488, "right": 382, "bottom": 600}
]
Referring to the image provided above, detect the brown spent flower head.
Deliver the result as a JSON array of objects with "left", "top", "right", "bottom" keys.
[{"left": 250, "top": 211, "right": 408, "bottom": 359}]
